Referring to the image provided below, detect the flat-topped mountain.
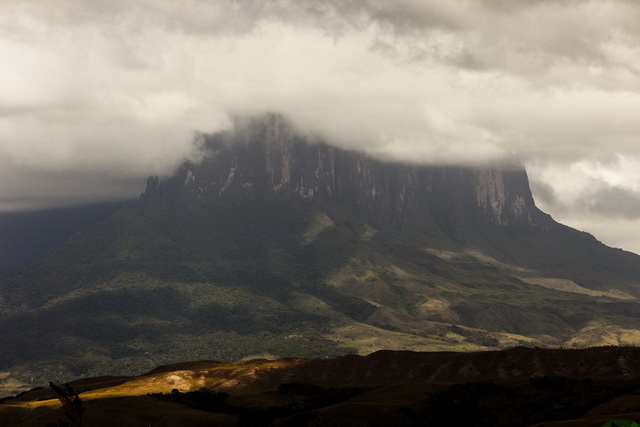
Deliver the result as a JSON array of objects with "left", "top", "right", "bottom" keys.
[
  {"left": 142, "top": 114, "right": 550, "bottom": 230},
  {"left": 3, "top": 114, "right": 640, "bottom": 396},
  {"left": 140, "top": 114, "right": 640, "bottom": 292}
]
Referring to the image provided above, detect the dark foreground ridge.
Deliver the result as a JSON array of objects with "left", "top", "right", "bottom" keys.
[{"left": 3, "top": 346, "right": 640, "bottom": 426}]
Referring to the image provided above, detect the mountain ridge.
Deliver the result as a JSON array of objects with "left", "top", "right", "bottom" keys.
[{"left": 4, "top": 347, "right": 640, "bottom": 426}]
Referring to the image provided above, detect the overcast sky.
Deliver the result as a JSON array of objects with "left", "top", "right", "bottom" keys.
[{"left": 2, "top": 0, "right": 640, "bottom": 253}]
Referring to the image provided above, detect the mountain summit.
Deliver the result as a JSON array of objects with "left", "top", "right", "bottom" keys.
[
  {"left": 3, "top": 114, "right": 640, "bottom": 394},
  {"left": 142, "top": 114, "right": 550, "bottom": 230}
]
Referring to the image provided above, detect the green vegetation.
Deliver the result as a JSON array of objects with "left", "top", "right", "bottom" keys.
[{"left": 3, "top": 196, "right": 640, "bottom": 392}]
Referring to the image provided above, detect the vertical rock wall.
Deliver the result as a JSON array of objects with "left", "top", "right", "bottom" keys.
[{"left": 141, "top": 114, "right": 552, "bottom": 230}]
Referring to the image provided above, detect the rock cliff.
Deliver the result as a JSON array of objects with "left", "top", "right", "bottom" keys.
[{"left": 141, "top": 114, "right": 553, "bottom": 233}]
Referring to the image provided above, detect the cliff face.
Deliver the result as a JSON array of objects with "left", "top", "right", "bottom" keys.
[{"left": 142, "top": 114, "right": 553, "bottom": 232}]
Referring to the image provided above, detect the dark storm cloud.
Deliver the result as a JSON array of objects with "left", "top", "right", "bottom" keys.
[
  {"left": 529, "top": 178, "right": 558, "bottom": 209},
  {"left": 532, "top": 178, "right": 640, "bottom": 221},
  {"left": 590, "top": 187, "right": 640, "bottom": 220}
]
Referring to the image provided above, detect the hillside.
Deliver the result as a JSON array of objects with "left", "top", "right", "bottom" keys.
[
  {"left": 0, "top": 201, "right": 135, "bottom": 271},
  {"left": 3, "top": 114, "right": 640, "bottom": 395},
  {"left": 3, "top": 347, "right": 640, "bottom": 426}
]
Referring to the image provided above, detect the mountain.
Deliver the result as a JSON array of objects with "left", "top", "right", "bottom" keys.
[
  {"left": 3, "top": 113, "right": 640, "bottom": 396},
  {"left": 145, "top": 114, "right": 549, "bottom": 230},
  {"left": 4, "top": 347, "right": 640, "bottom": 426},
  {"left": 0, "top": 201, "right": 136, "bottom": 271},
  {"left": 142, "top": 114, "right": 640, "bottom": 293}
]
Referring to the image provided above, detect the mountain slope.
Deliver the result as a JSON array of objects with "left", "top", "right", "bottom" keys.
[
  {"left": 0, "top": 201, "right": 135, "bottom": 271},
  {"left": 2, "top": 114, "right": 640, "bottom": 394}
]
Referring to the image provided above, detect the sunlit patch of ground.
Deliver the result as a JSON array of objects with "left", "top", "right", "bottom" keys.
[
  {"left": 519, "top": 277, "right": 635, "bottom": 300},
  {"left": 324, "top": 323, "right": 482, "bottom": 354},
  {"left": 301, "top": 213, "right": 335, "bottom": 244},
  {"left": 565, "top": 321, "right": 640, "bottom": 347},
  {"left": 2, "top": 358, "right": 305, "bottom": 412}
]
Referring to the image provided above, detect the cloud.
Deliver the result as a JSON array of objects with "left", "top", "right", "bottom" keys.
[
  {"left": 531, "top": 176, "right": 640, "bottom": 221},
  {"left": 2, "top": 0, "right": 640, "bottom": 254},
  {"left": 590, "top": 187, "right": 640, "bottom": 220},
  {"left": 530, "top": 155, "right": 640, "bottom": 254}
]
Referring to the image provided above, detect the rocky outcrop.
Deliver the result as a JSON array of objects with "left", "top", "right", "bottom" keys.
[{"left": 141, "top": 114, "right": 553, "bottom": 231}]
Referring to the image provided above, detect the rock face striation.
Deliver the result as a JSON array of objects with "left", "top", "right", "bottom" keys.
[{"left": 142, "top": 114, "right": 553, "bottom": 234}]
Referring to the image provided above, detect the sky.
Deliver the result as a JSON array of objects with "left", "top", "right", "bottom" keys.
[{"left": 2, "top": 0, "right": 640, "bottom": 253}]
